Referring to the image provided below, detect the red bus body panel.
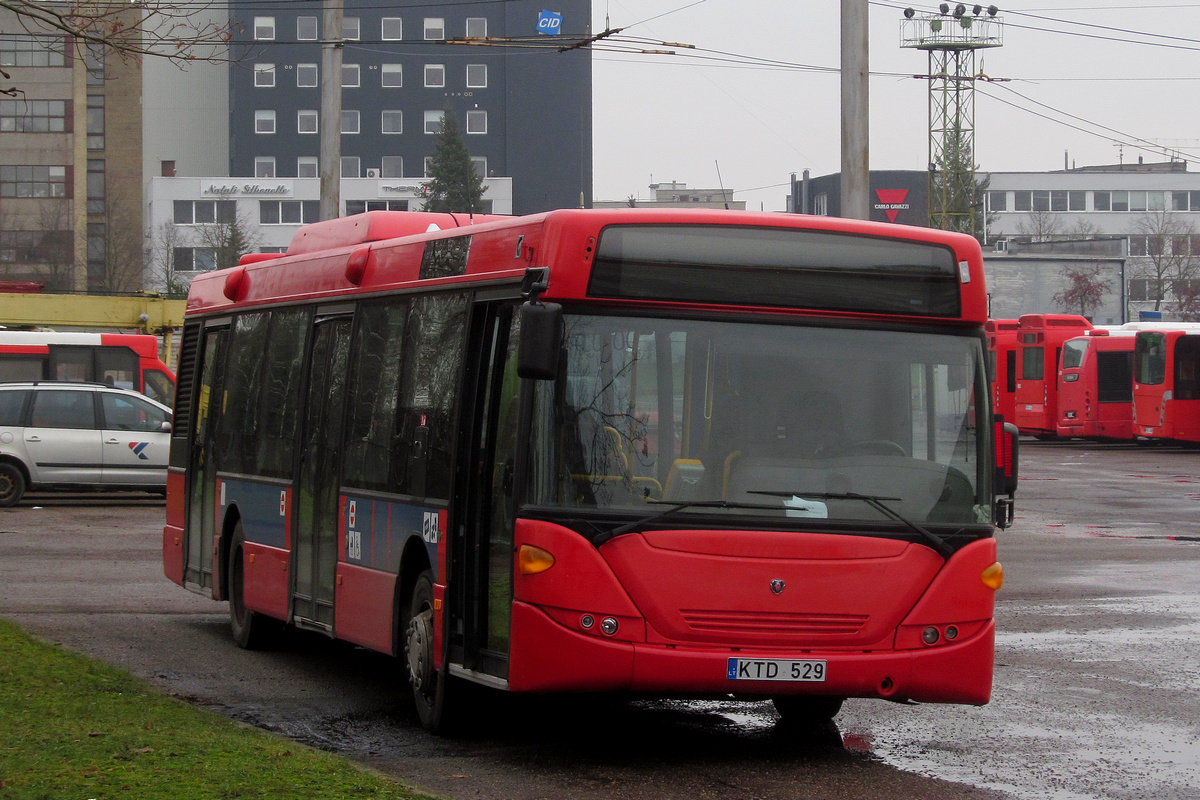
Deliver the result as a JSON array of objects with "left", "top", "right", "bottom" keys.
[
  {"left": 334, "top": 563, "right": 398, "bottom": 654},
  {"left": 1057, "top": 330, "right": 1137, "bottom": 440},
  {"left": 1134, "top": 330, "right": 1200, "bottom": 442},
  {"left": 987, "top": 319, "right": 1019, "bottom": 423},
  {"left": 1014, "top": 314, "right": 1093, "bottom": 436}
]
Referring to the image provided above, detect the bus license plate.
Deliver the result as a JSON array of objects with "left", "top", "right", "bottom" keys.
[{"left": 727, "top": 658, "right": 827, "bottom": 682}]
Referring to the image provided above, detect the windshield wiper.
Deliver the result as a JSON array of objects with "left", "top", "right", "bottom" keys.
[
  {"left": 748, "top": 490, "right": 955, "bottom": 559},
  {"left": 592, "top": 499, "right": 781, "bottom": 546}
]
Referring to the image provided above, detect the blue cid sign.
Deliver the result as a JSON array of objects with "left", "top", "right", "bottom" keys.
[{"left": 537, "top": 10, "right": 563, "bottom": 36}]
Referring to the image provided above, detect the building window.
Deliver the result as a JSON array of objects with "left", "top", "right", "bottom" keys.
[
  {"left": 255, "top": 157, "right": 276, "bottom": 178},
  {"left": 87, "top": 159, "right": 104, "bottom": 214},
  {"left": 381, "top": 156, "right": 403, "bottom": 178},
  {"left": 343, "top": 17, "right": 360, "bottom": 40},
  {"left": 424, "top": 110, "right": 444, "bottom": 134},
  {"left": 466, "top": 64, "right": 487, "bottom": 88},
  {"left": 341, "top": 157, "right": 360, "bottom": 178},
  {"left": 297, "top": 16, "right": 318, "bottom": 40},
  {"left": 346, "top": 199, "right": 410, "bottom": 214},
  {"left": 297, "top": 156, "right": 318, "bottom": 178},
  {"left": 1129, "top": 278, "right": 1150, "bottom": 302},
  {"left": 423, "top": 156, "right": 434, "bottom": 177},
  {"left": 254, "top": 17, "right": 275, "bottom": 40},
  {"left": 173, "top": 200, "right": 236, "bottom": 224},
  {"left": 86, "top": 95, "right": 104, "bottom": 150},
  {"left": 381, "top": 110, "right": 403, "bottom": 134},
  {"left": 0, "top": 165, "right": 68, "bottom": 198},
  {"left": 297, "top": 63, "right": 318, "bottom": 88},
  {"left": 173, "top": 247, "right": 217, "bottom": 272},
  {"left": 424, "top": 18, "right": 445, "bottom": 40},
  {"left": 987, "top": 191, "right": 1006, "bottom": 213},
  {"left": 382, "top": 64, "right": 403, "bottom": 87},
  {"left": 382, "top": 17, "right": 403, "bottom": 40},
  {"left": 471, "top": 157, "right": 487, "bottom": 177},
  {"left": 424, "top": 64, "right": 445, "bottom": 88},
  {"left": 297, "top": 110, "right": 318, "bottom": 134},
  {"left": 466, "top": 110, "right": 487, "bottom": 134},
  {"left": 1111, "top": 191, "right": 1130, "bottom": 212},
  {"left": 813, "top": 193, "right": 828, "bottom": 216},
  {"left": 342, "top": 64, "right": 360, "bottom": 88},
  {"left": 341, "top": 110, "right": 360, "bottom": 134},
  {"left": 0, "top": 231, "right": 71, "bottom": 264},
  {"left": 255, "top": 109, "right": 276, "bottom": 134},
  {"left": 1094, "top": 191, "right": 1110, "bottom": 211},
  {"left": 254, "top": 64, "right": 275, "bottom": 87},
  {"left": 1, "top": 99, "right": 68, "bottom": 133},
  {"left": 465, "top": 17, "right": 487, "bottom": 37},
  {"left": 0, "top": 35, "right": 68, "bottom": 67},
  {"left": 259, "top": 200, "right": 319, "bottom": 225}
]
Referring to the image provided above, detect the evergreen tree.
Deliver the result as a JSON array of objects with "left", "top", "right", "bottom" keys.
[{"left": 424, "top": 108, "right": 486, "bottom": 214}]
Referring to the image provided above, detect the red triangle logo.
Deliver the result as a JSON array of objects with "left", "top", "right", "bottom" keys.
[{"left": 875, "top": 189, "right": 909, "bottom": 223}]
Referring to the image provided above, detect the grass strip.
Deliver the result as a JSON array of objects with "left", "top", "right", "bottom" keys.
[{"left": 0, "top": 620, "right": 434, "bottom": 800}]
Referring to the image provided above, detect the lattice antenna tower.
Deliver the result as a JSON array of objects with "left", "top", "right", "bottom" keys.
[{"left": 901, "top": 4, "right": 1003, "bottom": 235}]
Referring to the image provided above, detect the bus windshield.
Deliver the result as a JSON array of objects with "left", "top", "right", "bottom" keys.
[{"left": 529, "top": 314, "right": 991, "bottom": 528}]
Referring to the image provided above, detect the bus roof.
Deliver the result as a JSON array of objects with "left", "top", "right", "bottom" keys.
[{"left": 187, "top": 208, "right": 989, "bottom": 324}]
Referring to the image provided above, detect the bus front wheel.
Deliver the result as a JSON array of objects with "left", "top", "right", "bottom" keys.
[{"left": 405, "top": 570, "right": 470, "bottom": 734}]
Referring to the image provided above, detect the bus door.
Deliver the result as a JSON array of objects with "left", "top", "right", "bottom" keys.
[
  {"left": 185, "top": 324, "right": 229, "bottom": 592},
  {"left": 451, "top": 299, "right": 522, "bottom": 680},
  {"left": 292, "top": 310, "right": 353, "bottom": 632}
]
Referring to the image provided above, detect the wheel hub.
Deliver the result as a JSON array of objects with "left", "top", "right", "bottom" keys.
[{"left": 405, "top": 609, "right": 434, "bottom": 693}]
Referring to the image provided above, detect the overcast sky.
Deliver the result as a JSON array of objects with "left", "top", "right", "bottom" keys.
[{"left": 587, "top": 1, "right": 1200, "bottom": 211}]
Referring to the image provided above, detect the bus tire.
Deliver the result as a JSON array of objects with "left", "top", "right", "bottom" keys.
[
  {"left": 228, "top": 522, "right": 280, "bottom": 650},
  {"left": 0, "top": 463, "right": 25, "bottom": 507},
  {"left": 405, "top": 570, "right": 470, "bottom": 734},
  {"left": 772, "top": 695, "right": 844, "bottom": 722}
]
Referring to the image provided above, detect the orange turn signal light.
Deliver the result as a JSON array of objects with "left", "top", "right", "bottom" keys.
[
  {"left": 981, "top": 561, "right": 1004, "bottom": 590},
  {"left": 518, "top": 544, "right": 556, "bottom": 575}
]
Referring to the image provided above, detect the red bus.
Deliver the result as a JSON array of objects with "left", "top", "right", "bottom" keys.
[
  {"left": 162, "top": 209, "right": 1017, "bottom": 732},
  {"left": 986, "top": 319, "right": 1019, "bottom": 424},
  {"left": 0, "top": 331, "right": 176, "bottom": 405},
  {"left": 1056, "top": 328, "right": 1136, "bottom": 440},
  {"left": 1014, "top": 313, "right": 1093, "bottom": 437},
  {"left": 1133, "top": 328, "right": 1200, "bottom": 443}
]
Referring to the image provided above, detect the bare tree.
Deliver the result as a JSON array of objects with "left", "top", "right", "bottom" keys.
[
  {"left": 91, "top": 187, "right": 145, "bottom": 292},
  {"left": 1129, "top": 209, "right": 1200, "bottom": 313},
  {"left": 2, "top": 1, "right": 234, "bottom": 97},
  {"left": 1052, "top": 263, "right": 1112, "bottom": 319},
  {"left": 192, "top": 207, "right": 262, "bottom": 271},
  {"left": 147, "top": 220, "right": 191, "bottom": 296},
  {"left": 1066, "top": 218, "right": 1100, "bottom": 238},
  {"left": 1016, "top": 209, "right": 1064, "bottom": 242}
]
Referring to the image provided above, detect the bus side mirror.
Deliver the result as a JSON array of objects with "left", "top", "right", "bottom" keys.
[
  {"left": 994, "top": 418, "right": 1019, "bottom": 528},
  {"left": 517, "top": 301, "right": 562, "bottom": 380}
]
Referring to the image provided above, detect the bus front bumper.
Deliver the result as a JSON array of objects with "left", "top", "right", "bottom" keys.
[{"left": 507, "top": 600, "right": 994, "bottom": 705}]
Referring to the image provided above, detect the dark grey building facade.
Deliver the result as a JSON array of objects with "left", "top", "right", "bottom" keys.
[
  {"left": 226, "top": 0, "right": 591, "bottom": 215},
  {"left": 792, "top": 170, "right": 929, "bottom": 227}
]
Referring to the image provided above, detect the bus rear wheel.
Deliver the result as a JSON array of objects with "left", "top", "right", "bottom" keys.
[
  {"left": 772, "top": 695, "right": 845, "bottom": 722},
  {"left": 228, "top": 522, "right": 280, "bottom": 650}
]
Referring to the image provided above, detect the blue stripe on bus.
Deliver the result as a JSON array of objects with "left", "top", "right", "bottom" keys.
[
  {"left": 343, "top": 496, "right": 440, "bottom": 581},
  {"left": 221, "top": 478, "right": 288, "bottom": 549}
]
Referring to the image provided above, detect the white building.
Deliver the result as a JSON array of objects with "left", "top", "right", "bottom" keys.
[
  {"left": 145, "top": 176, "right": 513, "bottom": 293},
  {"left": 984, "top": 160, "right": 1200, "bottom": 320}
]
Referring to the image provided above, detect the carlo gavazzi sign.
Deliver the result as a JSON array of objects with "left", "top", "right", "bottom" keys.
[{"left": 874, "top": 189, "right": 910, "bottom": 223}]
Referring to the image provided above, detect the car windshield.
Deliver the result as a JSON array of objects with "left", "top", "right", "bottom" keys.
[{"left": 527, "top": 314, "right": 992, "bottom": 528}]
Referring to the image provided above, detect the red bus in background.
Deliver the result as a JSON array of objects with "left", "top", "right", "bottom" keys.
[
  {"left": 1014, "top": 314, "right": 1093, "bottom": 437},
  {"left": 986, "top": 319, "right": 1019, "bottom": 424},
  {"left": 1057, "top": 328, "right": 1137, "bottom": 440},
  {"left": 163, "top": 208, "right": 1017, "bottom": 734},
  {"left": 1133, "top": 328, "right": 1200, "bottom": 443},
  {"left": 0, "top": 331, "right": 176, "bottom": 405}
]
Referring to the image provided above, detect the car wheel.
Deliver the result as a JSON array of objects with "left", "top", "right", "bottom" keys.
[{"left": 0, "top": 463, "right": 26, "bottom": 507}]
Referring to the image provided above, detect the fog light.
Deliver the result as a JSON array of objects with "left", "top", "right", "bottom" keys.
[
  {"left": 945, "top": 625, "right": 959, "bottom": 640},
  {"left": 600, "top": 617, "right": 619, "bottom": 635},
  {"left": 580, "top": 614, "right": 594, "bottom": 629},
  {"left": 922, "top": 626, "right": 940, "bottom": 645}
]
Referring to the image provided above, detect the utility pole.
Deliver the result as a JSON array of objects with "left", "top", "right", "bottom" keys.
[
  {"left": 319, "top": 0, "right": 344, "bottom": 220},
  {"left": 841, "top": 0, "right": 869, "bottom": 220}
]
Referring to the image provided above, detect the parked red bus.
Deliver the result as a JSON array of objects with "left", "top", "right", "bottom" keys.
[
  {"left": 986, "top": 319, "right": 1019, "bottom": 424},
  {"left": 0, "top": 331, "right": 175, "bottom": 405},
  {"left": 1056, "top": 328, "right": 1135, "bottom": 440},
  {"left": 1133, "top": 328, "right": 1200, "bottom": 443},
  {"left": 163, "top": 209, "right": 1017, "bottom": 733},
  {"left": 1014, "top": 314, "right": 1093, "bottom": 437}
]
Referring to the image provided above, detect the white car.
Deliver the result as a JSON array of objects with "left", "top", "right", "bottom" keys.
[{"left": 0, "top": 382, "right": 172, "bottom": 506}]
